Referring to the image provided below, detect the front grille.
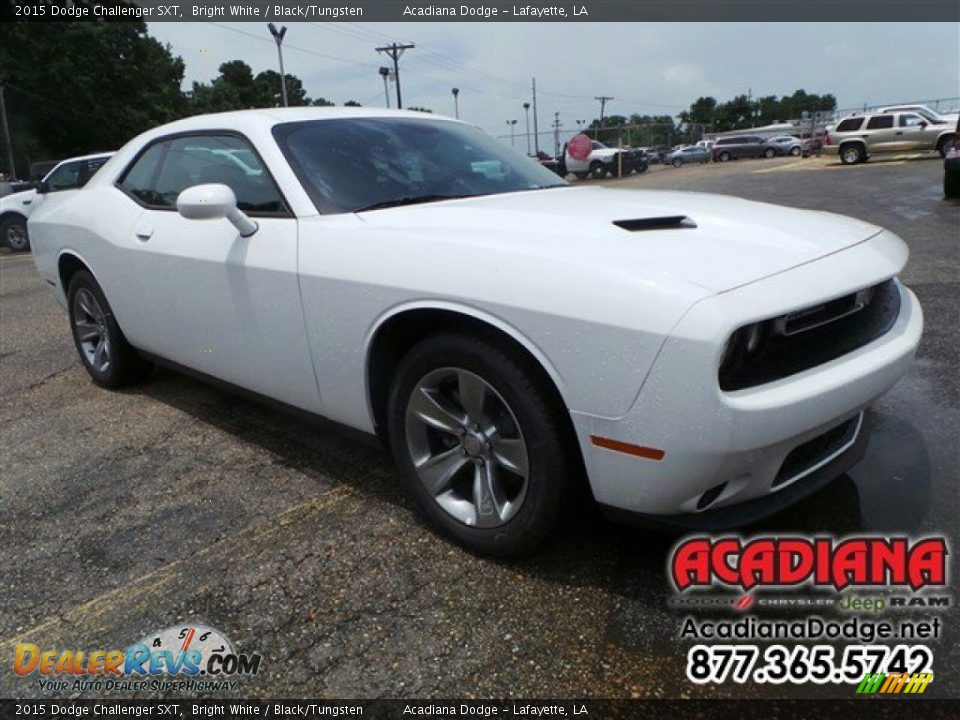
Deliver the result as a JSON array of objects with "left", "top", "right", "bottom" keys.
[
  {"left": 720, "top": 279, "right": 901, "bottom": 391},
  {"left": 773, "top": 414, "right": 861, "bottom": 488}
]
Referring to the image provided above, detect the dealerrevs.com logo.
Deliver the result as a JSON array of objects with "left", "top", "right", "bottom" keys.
[{"left": 670, "top": 536, "right": 949, "bottom": 592}]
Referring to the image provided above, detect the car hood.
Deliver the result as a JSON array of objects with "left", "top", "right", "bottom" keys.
[
  {"left": 356, "top": 186, "right": 883, "bottom": 293},
  {"left": 0, "top": 188, "right": 37, "bottom": 213}
]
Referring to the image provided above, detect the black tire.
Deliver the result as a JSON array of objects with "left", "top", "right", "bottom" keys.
[
  {"left": 938, "top": 136, "right": 953, "bottom": 159},
  {"left": 672, "top": 158, "right": 682, "bottom": 167},
  {"left": 840, "top": 143, "right": 865, "bottom": 165},
  {"left": 387, "top": 333, "right": 575, "bottom": 557},
  {"left": 790, "top": 146, "right": 801, "bottom": 156},
  {"left": 718, "top": 151, "right": 731, "bottom": 162},
  {"left": 589, "top": 161, "right": 607, "bottom": 179},
  {"left": 67, "top": 270, "right": 151, "bottom": 388},
  {"left": 573, "top": 171, "right": 587, "bottom": 180},
  {"left": 945, "top": 161, "right": 960, "bottom": 199},
  {"left": 1, "top": 215, "right": 29, "bottom": 252},
  {"left": 764, "top": 148, "right": 776, "bottom": 159}
]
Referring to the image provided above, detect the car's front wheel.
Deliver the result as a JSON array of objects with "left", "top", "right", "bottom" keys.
[
  {"left": 790, "top": 146, "right": 801, "bottom": 156},
  {"left": 764, "top": 148, "right": 776, "bottom": 158},
  {"left": 672, "top": 158, "right": 682, "bottom": 167},
  {"left": 68, "top": 270, "right": 151, "bottom": 388},
  {"left": 589, "top": 161, "right": 607, "bottom": 179},
  {"left": 387, "top": 333, "right": 574, "bottom": 556},
  {"left": 1, "top": 215, "right": 29, "bottom": 252},
  {"left": 718, "top": 151, "right": 731, "bottom": 162}
]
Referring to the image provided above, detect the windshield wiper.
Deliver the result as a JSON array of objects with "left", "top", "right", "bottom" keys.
[{"left": 354, "top": 194, "right": 470, "bottom": 213}]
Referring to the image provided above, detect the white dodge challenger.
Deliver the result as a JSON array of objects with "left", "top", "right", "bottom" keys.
[{"left": 28, "top": 109, "right": 923, "bottom": 555}]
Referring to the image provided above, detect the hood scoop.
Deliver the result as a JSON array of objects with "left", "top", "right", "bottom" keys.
[{"left": 613, "top": 215, "right": 697, "bottom": 232}]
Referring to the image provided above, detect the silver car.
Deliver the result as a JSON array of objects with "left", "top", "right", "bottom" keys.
[
  {"left": 666, "top": 146, "right": 710, "bottom": 166},
  {"left": 769, "top": 135, "right": 806, "bottom": 157},
  {"left": 826, "top": 111, "right": 956, "bottom": 164}
]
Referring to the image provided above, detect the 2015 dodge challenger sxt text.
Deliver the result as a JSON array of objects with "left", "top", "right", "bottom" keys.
[{"left": 28, "top": 108, "right": 923, "bottom": 555}]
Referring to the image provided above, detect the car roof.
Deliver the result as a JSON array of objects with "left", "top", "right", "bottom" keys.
[{"left": 144, "top": 107, "right": 459, "bottom": 136}]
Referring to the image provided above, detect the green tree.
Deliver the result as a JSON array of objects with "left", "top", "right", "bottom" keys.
[
  {"left": 0, "top": 21, "right": 185, "bottom": 175},
  {"left": 344, "top": 100, "right": 362, "bottom": 107},
  {"left": 254, "top": 70, "right": 311, "bottom": 107}
]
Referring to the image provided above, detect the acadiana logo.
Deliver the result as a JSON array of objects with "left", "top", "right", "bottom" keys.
[{"left": 14, "top": 625, "right": 261, "bottom": 692}]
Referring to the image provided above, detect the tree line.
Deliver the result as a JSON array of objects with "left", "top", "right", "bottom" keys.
[{"left": 0, "top": 20, "right": 837, "bottom": 176}]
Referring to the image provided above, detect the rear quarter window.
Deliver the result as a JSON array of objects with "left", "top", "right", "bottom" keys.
[{"left": 836, "top": 118, "right": 865, "bottom": 132}]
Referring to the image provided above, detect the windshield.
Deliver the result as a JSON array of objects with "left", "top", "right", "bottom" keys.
[{"left": 273, "top": 117, "right": 567, "bottom": 214}]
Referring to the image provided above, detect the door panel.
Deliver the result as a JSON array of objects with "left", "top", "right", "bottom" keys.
[{"left": 118, "top": 212, "right": 321, "bottom": 413}]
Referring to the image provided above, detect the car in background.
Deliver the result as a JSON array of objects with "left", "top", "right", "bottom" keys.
[
  {"left": 28, "top": 108, "right": 923, "bottom": 556},
  {"left": 711, "top": 135, "right": 779, "bottom": 162},
  {"left": 825, "top": 111, "right": 956, "bottom": 165},
  {"left": 565, "top": 139, "right": 646, "bottom": 179},
  {"left": 0, "top": 180, "right": 35, "bottom": 198},
  {"left": 666, "top": 145, "right": 710, "bottom": 166},
  {"left": 1, "top": 152, "right": 113, "bottom": 252},
  {"left": 879, "top": 104, "right": 958, "bottom": 127},
  {"left": 768, "top": 135, "right": 807, "bottom": 157}
]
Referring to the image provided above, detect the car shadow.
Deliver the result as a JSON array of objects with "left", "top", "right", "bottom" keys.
[{"left": 130, "top": 365, "right": 874, "bottom": 606}]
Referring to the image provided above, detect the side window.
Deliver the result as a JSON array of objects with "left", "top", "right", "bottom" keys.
[
  {"left": 866, "top": 115, "right": 894, "bottom": 130},
  {"left": 836, "top": 118, "right": 865, "bottom": 132},
  {"left": 44, "top": 161, "right": 83, "bottom": 192},
  {"left": 120, "top": 135, "right": 286, "bottom": 214},
  {"left": 899, "top": 114, "right": 925, "bottom": 128},
  {"left": 119, "top": 143, "right": 168, "bottom": 207}
]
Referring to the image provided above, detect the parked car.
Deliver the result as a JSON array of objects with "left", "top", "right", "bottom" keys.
[
  {"left": 878, "top": 104, "right": 958, "bottom": 127},
  {"left": 565, "top": 139, "right": 645, "bottom": 178},
  {"left": 711, "top": 135, "right": 779, "bottom": 162},
  {"left": 944, "top": 120, "right": 960, "bottom": 199},
  {"left": 768, "top": 135, "right": 807, "bottom": 157},
  {"left": 29, "top": 108, "right": 922, "bottom": 556},
  {"left": 825, "top": 111, "right": 957, "bottom": 164},
  {"left": 666, "top": 146, "right": 710, "bottom": 166},
  {"left": 1, "top": 152, "right": 113, "bottom": 252},
  {"left": 0, "top": 180, "right": 35, "bottom": 198}
]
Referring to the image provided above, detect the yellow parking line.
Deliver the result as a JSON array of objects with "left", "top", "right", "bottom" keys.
[{"left": 0, "top": 486, "right": 356, "bottom": 650}]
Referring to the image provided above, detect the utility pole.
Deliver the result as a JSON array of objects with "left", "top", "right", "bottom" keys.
[
  {"left": 452, "top": 88, "right": 460, "bottom": 119},
  {"left": 0, "top": 84, "right": 15, "bottom": 179},
  {"left": 595, "top": 96, "right": 613, "bottom": 137},
  {"left": 522, "top": 102, "right": 531, "bottom": 155},
  {"left": 552, "top": 112, "right": 562, "bottom": 157},
  {"left": 376, "top": 42, "right": 415, "bottom": 110},
  {"left": 531, "top": 77, "right": 540, "bottom": 157},
  {"left": 267, "top": 23, "right": 289, "bottom": 107},
  {"left": 506, "top": 119, "right": 517, "bottom": 146}
]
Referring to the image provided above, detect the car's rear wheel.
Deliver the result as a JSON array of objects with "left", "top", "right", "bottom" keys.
[
  {"left": 387, "top": 334, "right": 573, "bottom": 556},
  {"left": 840, "top": 144, "right": 865, "bottom": 165},
  {"left": 764, "top": 148, "right": 776, "bottom": 158},
  {"left": 68, "top": 270, "right": 151, "bottom": 388},
  {"left": 672, "top": 158, "right": 682, "bottom": 167},
  {"left": 718, "top": 151, "right": 731, "bottom": 162},
  {"left": 1, "top": 215, "right": 29, "bottom": 252},
  {"left": 589, "top": 161, "right": 606, "bottom": 179},
  {"left": 573, "top": 171, "right": 587, "bottom": 180},
  {"left": 790, "top": 146, "right": 801, "bottom": 156}
]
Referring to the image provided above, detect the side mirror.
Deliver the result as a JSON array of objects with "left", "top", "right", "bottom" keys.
[
  {"left": 176, "top": 184, "right": 258, "bottom": 237},
  {"left": 36, "top": 179, "right": 50, "bottom": 194},
  {"left": 919, "top": 121, "right": 928, "bottom": 129}
]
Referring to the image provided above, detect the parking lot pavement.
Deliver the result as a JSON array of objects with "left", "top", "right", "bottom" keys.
[{"left": 1, "top": 155, "right": 957, "bottom": 699}]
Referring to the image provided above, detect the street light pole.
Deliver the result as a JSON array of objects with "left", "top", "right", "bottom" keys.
[
  {"left": 0, "top": 85, "right": 15, "bottom": 180},
  {"left": 379, "top": 67, "right": 391, "bottom": 108},
  {"left": 267, "top": 23, "right": 289, "bottom": 107},
  {"left": 452, "top": 88, "right": 460, "bottom": 119},
  {"left": 523, "top": 102, "right": 531, "bottom": 155},
  {"left": 506, "top": 120, "right": 517, "bottom": 146}
]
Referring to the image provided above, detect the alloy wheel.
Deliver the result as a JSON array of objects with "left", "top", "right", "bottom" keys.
[
  {"left": 404, "top": 367, "right": 529, "bottom": 529},
  {"left": 72, "top": 288, "right": 111, "bottom": 373},
  {"left": 5, "top": 223, "right": 28, "bottom": 251}
]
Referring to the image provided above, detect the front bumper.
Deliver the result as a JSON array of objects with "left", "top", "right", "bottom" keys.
[{"left": 571, "top": 238, "right": 922, "bottom": 522}]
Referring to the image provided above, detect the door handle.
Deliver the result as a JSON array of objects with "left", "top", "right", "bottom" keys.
[
  {"left": 134, "top": 224, "right": 154, "bottom": 241},
  {"left": 895, "top": 131, "right": 904, "bottom": 135}
]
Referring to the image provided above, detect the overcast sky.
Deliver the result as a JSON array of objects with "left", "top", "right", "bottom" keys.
[{"left": 147, "top": 22, "right": 960, "bottom": 141}]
